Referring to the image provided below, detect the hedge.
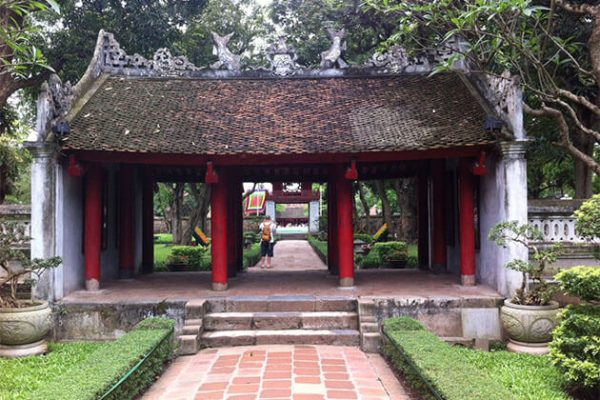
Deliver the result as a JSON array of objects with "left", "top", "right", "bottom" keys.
[
  {"left": 555, "top": 266, "right": 600, "bottom": 302},
  {"left": 307, "top": 235, "right": 328, "bottom": 264},
  {"left": 243, "top": 243, "right": 262, "bottom": 268},
  {"left": 168, "top": 246, "right": 210, "bottom": 271},
  {"left": 551, "top": 266, "right": 600, "bottom": 394},
  {"left": 31, "top": 317, "right": 175, "bottom": 400},
  {"left": 382, "top": 317, "right": 515, "bottom": 400}
]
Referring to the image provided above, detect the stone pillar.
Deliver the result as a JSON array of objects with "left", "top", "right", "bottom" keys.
[
  {"left": 118, "top": 165, "right": 135, "bottom": 279},
  {"left": 459, "top": 159, "right": 476, "bottom": 286},
  {"left": 29, "top": 144, "right": 58, "bottom": 300},
  {"left": 500, "top": 141, "right": 529, "bottom": 296},
  {"left": 309, "top": 200, "right": 319, "bottom": 233},
  {"left": 211, "top": 172, "right": 229, "bottom": 291},
  {"left": 84, "top": 164, "right": 104, "bottom": 291},
  {"left": 417, "top": 172, "right": 429, "bottom": 270},
  {"left": 141, "top": 174, "right": 154, "bottom": 274},
  {"left": 266, "top": 201, "right": 276, "bottom": 220},
  {"left": 431, "top": 160, "right": 447, "bottom": 271},
  {"left": 336, "top": 165, "right": 354, "bottom": 287}
]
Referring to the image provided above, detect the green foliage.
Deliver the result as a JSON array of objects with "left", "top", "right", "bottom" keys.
[
  {"left": 489, "top": 221, "right": 559, "bottom": 305},
  {"left": 0, "top": 0, "right": 59, "bottom": 79},
  {"left": 31, "top": 317, "right": 175, "bottom": 400},
  {"left": 375, "top": 241, "right": 408, "bottom": 263},
  {"left": 0, "top": 223, "right": 62, "bottom": 307},
  {"left": 242, "top": 243, "right": 261, "bottom": 269},
  {"left": 243, "top": 231, "right": 260, "bottom": 246},
  {"left": 360, "top": 247, "right": 381, "bottom": 269},
  {"left": 154, "top": 233, "right": 173, "bottom": 244},
  {"left": 307, "top": 235, "right": 327, "bottom": 264},
  {"left": 134, "top": 317, "right": 176, "bottom": 331},
  {"left": 354, "top": 233, "right": 373, "bottom": 244},
  {"left": 384, "top": 317, "right": 425, "bottom": 332},
  {"left": 0, "top": 342, "right": 103, "bottom": 400},
  {"left": 575, "top": 194, "right": 600, "bottom": 241},
  {"left": 550, "top": 305, "right": 600, "bottom": 393},
  {"left": 167, "top": 246, "right": 207, "bottom": 270},
  {"left": 383, "top": 317, "right": 570, "bottom": 400},
  {"left": 556, "top": 266, "right": 600, "bottom": 302}
]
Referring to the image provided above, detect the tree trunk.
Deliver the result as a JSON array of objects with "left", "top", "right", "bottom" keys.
[
  {"left": 574, "top": 130, "right": 594, "bottom": 198},
  {"left": 171, "top": 183, "right": 184, "bottom": 244},
  {"left": 357, "top": 182, "right": 371, "bottom": 233},
  {"left": 375, "top": 180, "right": 396, "bottom": 238},
  {"left": 394, "top": 178, "right": 417, "bottom": 242},
  {"left": 181, "top": 183, "right": 211, "bottom": 245}
]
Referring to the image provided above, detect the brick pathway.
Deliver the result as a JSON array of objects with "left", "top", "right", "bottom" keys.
[
  {"left": 249, "top": 240, "right": 327, "bottom": 271},
  {"left": 142, "top": 345, "right": 413, "bottom": 400}
]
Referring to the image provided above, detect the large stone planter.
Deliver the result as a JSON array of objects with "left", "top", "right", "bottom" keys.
[
  {"left": 0, "top": 301, "right": 52, "bottom": 358},
  {"left": 500, "top": 299, "right": 559, "bottom": 355}
]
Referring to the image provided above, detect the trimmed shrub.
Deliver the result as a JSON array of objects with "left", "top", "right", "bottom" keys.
[
  {"left": 307, "top": 235, "right": 328, "bottom": 264},
  {"left": 360, "top": 249, "right": 381, "bottom": 269},
  {"left": 575, "top": 194, "right": 600, "bottom": 240},
  {"left": 243, "top": 243, "right": 261, "bottom": 268},
  {"left": 375, "top": 241, "right": 408, "bottom": 266},
  {"left": 31, "top": 317, "right": 175, "bottom": 400},
  {"left": 555, "top": 266, "right": 600, "bottom": 302},
  {"left": 354, "top": 233, "right": 374, "bottom": 244},
  {"left": 382, "top": 318, "right": 515, "bottom": 400},
  {"left": 168, "top": 246, "right": 207, "bottom": 270},
  {"left": 383, "top": 317, "right": 569, "bottom": 400},
  {"left": 551, "top": 266, "right": 600, "bottom": 394}
]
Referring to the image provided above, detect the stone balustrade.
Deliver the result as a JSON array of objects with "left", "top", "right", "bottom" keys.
[
  {"left": 528, "top": 199, "right": 588, "bottom": 243},
  {"left": 0, "top": 204, "right": 31, "bottom": 250}
]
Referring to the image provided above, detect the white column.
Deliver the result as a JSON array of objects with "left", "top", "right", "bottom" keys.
[
  {"left": 500, "top": 141, "right": 528, "bottom": 296},
  {"left": 266, "top": 201, "right": 276, "bottom": 220},
  {"left": 309, "top": 200, "right": 319, "bottom": 233},
  {"left": 28, "top": 143, "right": 60, "bottom": 301}
]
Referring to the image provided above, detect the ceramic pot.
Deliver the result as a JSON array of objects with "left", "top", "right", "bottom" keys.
[
  {"left": 0, "top": 301, "right": 52, "bottom": 357},
  {"left": 500, "top": 299, "right": 559, "bottom": 343}
]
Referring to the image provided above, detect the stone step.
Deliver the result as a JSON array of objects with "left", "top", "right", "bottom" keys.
[
  {"left": 182, "top": 324, "right": 202, "bottom": 336},
  {"left": 201, "top": 329, "right": 359, "bottom": 347},
  {"left": 204, "top": 311, "right": 358, "bottom": 331},
  {"left": 185, "top": 319, "right": 203, "bottom": 327},
  {"left": 207, "top": 296, "right": 356, "bottom": 313},
  {"left": 185, "top": 299, "right": 207, "bottom": 319},
  {"left": 360, "top": 332, "right": 381, "bottom": 354},
  {"left": 360, "top": 322, "right": 379, "bottom": 333},
  {"left": 178, "top": 334, "right": 199, "bottom": 355}
]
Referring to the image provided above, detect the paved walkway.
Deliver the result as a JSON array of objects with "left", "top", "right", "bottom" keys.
[
  {"left": 250, "top": 240, "right": 327, "bottom": 272},
  {"left": 143, "top": 345, "right": 413, "bottom": 400}
]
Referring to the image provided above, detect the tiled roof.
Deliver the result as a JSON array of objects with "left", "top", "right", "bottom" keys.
[{"left": 64, "top": 74, "right": 495, "bottom": 155}]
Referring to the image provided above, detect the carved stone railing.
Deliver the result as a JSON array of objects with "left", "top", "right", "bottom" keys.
[
  {"left": 528, "top": 200, "right": 585, "bottom": 243},
  {"left": 0, "top": 205, "right": 31, "bottom": 250}
]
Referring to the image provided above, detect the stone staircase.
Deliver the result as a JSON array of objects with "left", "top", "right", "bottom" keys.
[{"left": 177, "top": 296, "right": 383, "bottom": 354}]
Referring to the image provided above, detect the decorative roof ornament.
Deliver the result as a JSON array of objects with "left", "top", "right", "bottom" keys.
[
  {"left": 266, "top": 36, "right": 303, "bottom": 76},
  {"left": 102, "top": 31, "right": 154, "bottom": 70},
  {"left": 153, "top": 48, "right": 199, "bottom": 73},
  {"left": 320, "top": 28, "right": 348, "bottom": 69},
  {"left": 367, "top": 45, "right": 430, "bottom": 73},
  {"left": 210, "top": 32, "right": 241, "bottom": 71}
]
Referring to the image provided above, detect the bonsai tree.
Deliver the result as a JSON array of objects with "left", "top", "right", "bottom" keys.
[
  {"left": 489, "top": 221, "right": 560, "bottom": 305},
  {"left": 0, "top": 224, "right": 61, "bottom": 308}
]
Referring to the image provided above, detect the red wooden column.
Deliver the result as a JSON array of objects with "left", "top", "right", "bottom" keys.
[
  {"left": 84, "top": 165, "right": 104, "bottom": 291},
  {"left": 431, "top": 160, "right": 447, "bottom": 272},
  {"left": 327, "top": 175, "right": 339, "bottom": 275},
  {"left": 211, "top": 169, "right": 229, "bottom": 291},
  {"left": 417, "top": 172, "right": 429, "bottom": 270},
  {"left": 141, "top": 173, "right": 154, "bottom": 274},
  {"left": 336, "top": 165, "right": 354, "bottom": 287},
  {"left": 459, "top": 159, "right": 477, "bottom": 286},
  {"left": 118, "top": 165, "right": 135, "bottom": 279}
]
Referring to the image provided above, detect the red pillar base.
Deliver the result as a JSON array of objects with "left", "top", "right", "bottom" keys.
[
  {"left": 461, "top": 275, "right": 476, "bottom": 286},
  {"left": 212, "top": 282, "right": 228, "bottom": 291},
  {"left": 339, "top": 277, "right": 355, "bottom": 288},
  {"left": 85, "top": 279, "right": 100, "bottom": 291}
]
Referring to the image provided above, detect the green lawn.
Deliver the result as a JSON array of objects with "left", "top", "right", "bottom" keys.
[{"left": 0, "top": 342, "right": 104, "bottom": 400}]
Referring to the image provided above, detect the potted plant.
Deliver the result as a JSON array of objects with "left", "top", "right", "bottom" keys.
[
  {"left": 489, "top": 221, "right": 561, "bottom": 354},
  {"left": 0, "top": 224, "right": 61, "bottom": 358},
  {"left": 378, "top": 242, "right": 408, "bottom": 269},
  {"left": 166, "top": 253, "right": 189, "bottom": 272}
]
